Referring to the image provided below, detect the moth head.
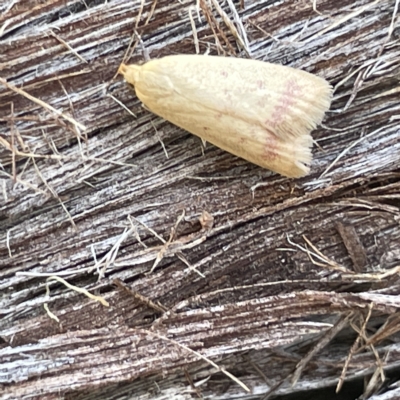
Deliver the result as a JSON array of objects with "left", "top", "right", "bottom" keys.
[
  {"left": 119, "top": 62, "right": 175, "bottom": 99},
  {"left": 118, "top": 63, "right": 140, "bottom": 86}
]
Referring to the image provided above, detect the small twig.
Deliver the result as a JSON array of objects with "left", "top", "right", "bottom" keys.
[
  {"left": 0, "top": 77, "right": 86, "bottom": 131},
  {"left": 0, "top": 136, "right": 135, "bottom": 168},
  {"left": 114, "top": 278, "right": 168, "bottom": 313},
  {"left": 334, "top": 58, "right": 379, "bottom": 93},
  {"left": 130, "top": 215, "right": 166, "bottom": 244},
  {"left": 301, "top": 0, "right": 383, "bottom": 44},
  {"left": 17, "top": 269, "right": 89, "bottom": 277},
  {"left": 141, "top": 329, "right": 251, "bottom": 393},
  {"left": 226, "top": 0, "right": 251, "bottom": 56},
  {"left": 44, "top": 276, "right": 109, "bottom": 322},
  {"left": 31, "top": 156, "right": 77, "bottom": 229},
  {"left": 9, "top": 102, "right": 16, "bottom": 185},
  {"left": 336, "top": 304, "right": 374, "bottom": 392},
  {"left": 107, "top": 93, "right": 137, "bottom": 118},
  {"left": 286, "top": 235, "right": 350, "bottom": 274},
  {"left": 189, "top": 7, "right": 200, "bottom": 54},
  {"left": 168, "top": 281, "right": 351, "bottom": 315},
  {"left": 151, "top": 120, "right": 169, "bottom": 159},
  {"left": 58, "top": 80, "right": 87, "bottom": 154},
  {"left": 144, "top": 0, "right": 158, "bottom": 25},
  {"left": 131, "top": 213, "right": 206, "bottom": 277},
  {"left": 150, "top": 210, "right": 185, "bottom": 273},
  {"left": 247, "top": 356, "right": 274, "bottom": 386},
  {"left": 319, "top": 125, "right": 387, "bottom": 178},
  {"left": 0, "top": 70, "right": 91, "bottom": 100},
  {"left": 311, "top": 0, "right": 322, "bottom": 15},
  {"left": 0, "top": 168, "right": 46, "bottom": 194},
  {"left": 364, "top": 313, "right": 400, "bottom": 346},
  {"left": 46, "top": 276, "right": 109, "bottom": 307},
  {"left": 115, "top": 30, "right": 139, "bottom": 81},
  {"left": 342, "top": 67, "right": 369, "bottom": 111},
  {"left": 209, "top": 0, "right": 248, "bottom": 56},
  {"left": 303, "top": 235, "right": 350, "bottom": 272},
  {"left": 184, "top": 368, "right": 203, "bottom": 399},
  {"left": 135, "top": 0, "right": 145, "bottom": 29},
  {"left": 199, "top": 0, "right": 229, "bottom": 55},
  {"left": 92, "top": 228, "right": 133, "bottom": 279},
  {"left": 134, "top": 29, "right": 150, "bottom": 62},
  {"left": 176, "top": 251, "right": 206, "bottom": 278},
  {"left": 6, "top": 229, "right": 13, "bottom": 258},
  {"left": 292, "top": 314, "right": 350, "bottom": 386},
  {"left": 374, "top": 0, "right": 399, "bottom": 60},
  {"left": 128, "top": 216, "right": 148, "bottom": 248},
  {"left": 49, "top": 30, "right": 88, "bottom": 64}
]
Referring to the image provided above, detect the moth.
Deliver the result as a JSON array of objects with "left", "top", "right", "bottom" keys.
[{"left": 119, "top": 55, "right": 332, "bottom": 177}]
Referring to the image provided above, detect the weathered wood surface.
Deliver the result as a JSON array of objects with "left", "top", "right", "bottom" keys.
[{"left": 1, "top": 0, "right": 400, "bottom": 399}]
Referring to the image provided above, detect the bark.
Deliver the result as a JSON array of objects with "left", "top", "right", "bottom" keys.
[{"left": 1, "top": 0, "right": 400, "bottom": 399}]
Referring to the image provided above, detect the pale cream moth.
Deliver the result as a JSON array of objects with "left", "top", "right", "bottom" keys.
[{"left": 119, "top": 55, "right": 332, "bottom": 177}]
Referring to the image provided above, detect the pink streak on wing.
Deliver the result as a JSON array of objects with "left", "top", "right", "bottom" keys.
[
  {"left": 263, "top": 131, "right": 279, "bottom": 161},
  {"left": 265, "top": 78, "right": 302, "bottom": 128}
]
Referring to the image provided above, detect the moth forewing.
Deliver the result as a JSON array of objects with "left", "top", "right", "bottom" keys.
[{"left": 119, "top": 55, "right": 332, "bottom": 177}]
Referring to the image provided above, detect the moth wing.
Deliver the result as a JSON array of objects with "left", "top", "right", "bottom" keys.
[
  {"left": 125, "top": 55, "right": 332, "bottom": 177},
  {"left": 140, "top": 101, "right": 312, "bottom": 177},
  {"left": 136, "top": 55, "right": 332, "bottom": 142}
]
